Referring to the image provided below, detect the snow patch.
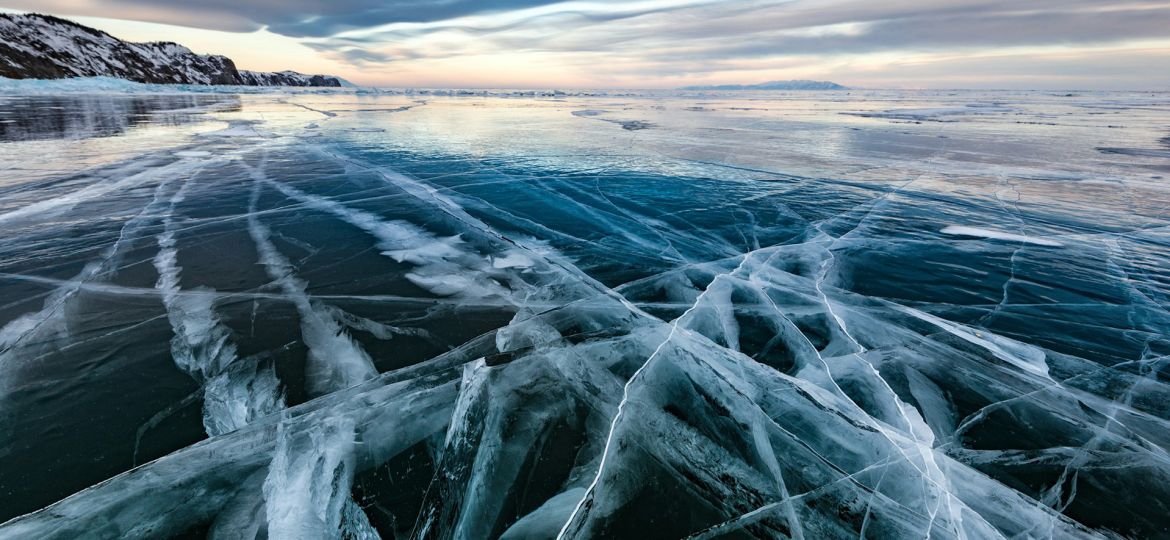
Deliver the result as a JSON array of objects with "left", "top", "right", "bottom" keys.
[
  {"left": 491, "top": 251, "right": 535, "bottom": 270},
  {"left": 941, "top": 226, "right": 1063, "bottom": 247}
]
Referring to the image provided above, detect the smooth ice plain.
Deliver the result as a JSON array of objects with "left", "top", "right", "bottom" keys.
[{"left": 0, "top": 85, "right": 1169, "bottom": 539}]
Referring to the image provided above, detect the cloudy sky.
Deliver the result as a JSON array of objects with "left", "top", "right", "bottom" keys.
[{"left": 4, "top": 0, "right": 1170, "bottom": 89}]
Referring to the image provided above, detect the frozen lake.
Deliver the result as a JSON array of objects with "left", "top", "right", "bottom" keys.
[{"left": 0, "top": 86, "right": 1168, "bottom": 538}]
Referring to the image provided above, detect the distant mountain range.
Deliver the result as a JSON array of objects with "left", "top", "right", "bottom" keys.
[
  {"left": 0, "top": 13, "right": 343, "bottom": 87},
  {"left": 680, "top": 80, "right": 847, "bottom": 91}
]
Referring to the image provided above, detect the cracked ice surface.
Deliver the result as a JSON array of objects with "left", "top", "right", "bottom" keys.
[{"left": 1, "top": 89, "right": 1169, "bottom": 539}]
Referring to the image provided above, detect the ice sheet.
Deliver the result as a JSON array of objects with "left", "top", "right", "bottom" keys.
[{"left": 1, "top": 88, "right": 1168, "bottom": 539}]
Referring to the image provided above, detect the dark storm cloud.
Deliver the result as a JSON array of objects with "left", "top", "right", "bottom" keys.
[
  {"left": 302, "top": 42, "right": 406, "bottom": 64},
  {"left": 335, "top": 48, "right": 397, "bottom": 64},
  {"left": 534, "top": 2, "right": 1170, "bottom": 54},
  {"left": 289, "top": 0, "right": 1170, "bottom": 69},
  {"left": 294, "top": 2, "right": 711, "bottom": 63},
  {"left": 642, "top": 4, "right": 1170, "bottom": 61},
  {"left": 5, "top": 0, "right": 1170, "bottom": 74},
  {"left": 13, "top": 0, "right": 1163, "bottom": 41},
  {"left": 261, "top": 0, "right": 579, "bottom": 36},
  {"left": 1, "top": 0, "right": 579, "bottom": 35}
]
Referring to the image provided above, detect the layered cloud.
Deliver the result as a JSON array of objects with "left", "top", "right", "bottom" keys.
[{"left": 4, "top": 0, "right": 1169, "bottom": 88}]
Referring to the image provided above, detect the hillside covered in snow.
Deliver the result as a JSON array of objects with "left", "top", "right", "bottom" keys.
[{"left": 0, "top": 13, "right": 343, "bottom": 87}]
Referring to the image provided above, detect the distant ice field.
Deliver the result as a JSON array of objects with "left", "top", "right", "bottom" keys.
[{"left": 0, "top": 81, "right": 1168, "bottom": 539}]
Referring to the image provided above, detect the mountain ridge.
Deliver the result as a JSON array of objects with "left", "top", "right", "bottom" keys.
[{"left": 0, "top": 13, "right": 343, "bottom": 87}]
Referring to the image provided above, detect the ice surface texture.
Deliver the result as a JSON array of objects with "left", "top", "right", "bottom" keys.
[{"left": 0, "top": 89, "right": 1168, "bottom": 539}]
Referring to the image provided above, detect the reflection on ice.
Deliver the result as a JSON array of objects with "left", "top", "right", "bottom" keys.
[
  {"left": 0, "top": 94, "right": 239, "bottom": 141},
  {"left": 0, "top": 89, "right": 1169, "bottom": 539}
]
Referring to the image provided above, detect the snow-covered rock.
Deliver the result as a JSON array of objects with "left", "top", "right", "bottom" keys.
[
  {"left": 0, "top": 13, "right": 341, "bottom": 87},
  {"left": 237, "top": 70, "right": 345, "bottom": 87}
]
